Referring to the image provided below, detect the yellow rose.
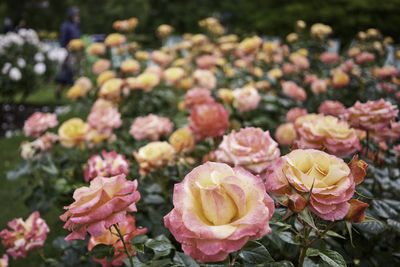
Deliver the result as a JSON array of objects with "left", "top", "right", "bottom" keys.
[
  {"left": 135, "top": 51, "right": 149, "bottom": 60},
  {"left": 97, "top": 70, "right": 116, "bottom": 87},
  {"left": 98, "top": 78, "right": 123, "bottom": 102},
  {"left": 58, "top": 118, "right": 89, "bottom": 148},
  {"left": 66, "top": 85, "right": 86, "bottom": 100},
  {"left": 105, "top": 33, "right": 126, "bottom": 47},
  {"left": 169, "top": 128, "right": 195, "bottom": 154},
  {"left": 217, "top": 88, "right": 234, "bottom": 104},
  {"left": 67, "top": 39, "right": 85, "bottom": 51},
  {"left": 267, "top": 68, "right": 283, "bottom": 79},
  {"left": 120, "top": 59, "right": 140, "bottom": 74},
  {"left": 87, "top": 42, "right": 105, "bottom": 56},
  {"left": 286, "top": 33, "right": 298, "bottom": 43},
  {"left": 133, "top": 141, "right": 175, "bottom": 175}
]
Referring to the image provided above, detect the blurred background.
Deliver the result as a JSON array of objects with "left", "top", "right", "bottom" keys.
[{"left": 1, "top": 0, "right": 400, "bottom": 46}]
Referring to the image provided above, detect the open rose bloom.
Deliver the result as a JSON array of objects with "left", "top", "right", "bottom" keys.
[
  {"left": 60, "top": 174, "right": 140, "bottom": 241},
  {"left": 130, "top": 114, "right": 174, "bottom": 141},
  {"left": 84, "top": 151, "right": 130, "bottom": 182},
  {"left": 265, "top": 149, "right": 367, "bottom": 221},
  {"left": 295, "top": 114, "right": 361, "bottom": 156},
  {"left": 23, "top": 112, "right": 58, "bottom": 138},
  {"left": 215, "top": 127, "right": 280, "bottom": 174},
  {"left": 0, "top": 211, "right": 49, "bottom": 259},
  {"left": 164, "top": 162, "right": 274, "bottom": 262}
]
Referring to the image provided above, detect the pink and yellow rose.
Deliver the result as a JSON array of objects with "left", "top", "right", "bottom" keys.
[{"left": 164, "top": 162, "right": 274, "bottom": 262}]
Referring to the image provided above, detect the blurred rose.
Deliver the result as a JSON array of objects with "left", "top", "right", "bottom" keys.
[
  {"left": 296, "top": 115, "right": 361, "bottom": 156},
  {"left": 95, "top": 70, "right": 115, "bottom": 88},
  {"left": 105, "top": 33, "right": 126, "bottom": 47},
  {"left": 275, "top": 123, "right": 297, "bottom": 146},
  {"left": 75, "top": 76, "right": 93, "bottom": 91},
  {"left": 58, "top": 118, "right": 90, "bottom": 148},
  {"left": 320, "top": 52, "right": 339, "bottom": 64},
  {"left": 0, "top": 212, "right": 49, "bottom": 259},
  {"left": 318, "top": 100, "right": 347, "bottom": 117},
  {"left": 0, "top": 254, "right": 7, "bottom": 267},
  {"left": 120, "top": 59, "right": 140, "bottom": 74},
  {"left": 193, "top": 69, "right": 217, "bottom": 90},
  {"left": 23, "top": 112, "right": 58, "bottom": 138},
  {"left": 129, "top": 114, "right": 173, "bottom": 141},
  {"left": 189, "top": 102, "right": 230, "bottom": 140},
  {"left": 98, "top": 78, "right": 123, "bottom": 102},
  {"left": 157, "top": 24, "right": 173, "bottom": 38},
  {"left": 310, "top": 79, "right": 327, "bottom": 95},
  {"left": 133, "top": 141, "right": 175, "bottom": 175},
  {"left": 232, "top": 87, "right": 261, "bottom": 112},
  {"left": 169, "top": 128, "right": 196, "bottom": 154},
  {"left": 344, "top": 99, "right": 398, "bottom": 131},
  {"left": 87, "top": 42, "right": 106, "bottom": 56},
  {"left": 184, "top": 87, "right": 215, "bottom": 110},
  {"left": 84, "top": 150, "right": 129, "bottom": 182},
  {"left": 93, "top": 59, "right": 111, "bottom": 75},
  {"left": 215, "top": 127, "right": 280, "bottom": 174},
  {"left": 282, "top": 81, "right": 307, "bottom": 102},
  {"left": 332, "top": 70, "right": 350, "bottom": 88},
  {"left": 60, "top": 174, "right": 140, "bottom": 241},
  {"left": 196, "top": 54, "right": 217, "bottom": 69},
  {"left": 217, "top": 88, "right": 234, "bottom": 104},
  {"left": 88, "top": 104, "right": 122, "bottom": 135},
  {"left": 310, "top": 23, "right": 332, "bottom": 39},
  {"left": 164, "top": 162, "right": 274, "bottom": 262},
  {"left": 67, "top": 39, "right": 85, "bottom": 51},
  {"left": 163, "top": 67, "right": 185, "bottom": 85},
  {"left": 355, "top": 52, "right": 375, "bottom": 65},
  {"left": 151, "top": 50, "right": 172, "bottom": 66},
  {"left": 286, "top": 108, "right": 307, "bottom": 123}
]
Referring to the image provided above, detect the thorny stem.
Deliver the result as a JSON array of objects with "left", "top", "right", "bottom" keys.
[
  {"left": 113, "top": 224, "right": 134, "bottom": 267},
  {"left": 297, "top": 222, "right": 336, "bottom": 267}
]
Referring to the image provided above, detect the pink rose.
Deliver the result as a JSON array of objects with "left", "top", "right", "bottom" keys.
[
  {"left": 232, "top": 87, "right": 261, "bottom": 112},
  {"left": 344, "top": 99, "right": 398, "bottom": 131},
  {"left": 282, "top": 63, "right": 295, "bottom": 75},
  {"left": 0, "top": 212, "right": 49, "bottom": 259},
  {"left": 60, "top": 174, "right": 140, "bottom": 241},
  {"left": 196, "top": 54, "right": 218, "bottom": 69},
  {"left": 304, "top": 74, "right": 317, "bottom": 84},
  {"left": 88, "top": 215, "right": 146, "bottom": 267},
  {"left": 164, "top": 162, "right": 274, "bottom": 262},
  {"left": 282, "top": 81, "right": 307, "bottom": 102},
  {"left": 151, "top": 50, "right": 172, "bottom": 66},
  {"left": 92, "top": 59, "right": 111, "bottom": 75},
  {"left": 296, "top": 115, "right": 361, "bottom": 156},
  {"left": 23, "top": 112, "right": 58, "bottom": 138},
  {"left": 87, "top": 104, "right": 122, "bottom": 135},
  {"left": 215, "top": 127, "right": 280, "bottom": 174},
  {"left": 189, "top": 102, "right": 230, "bottom": 140},
  {"left": 286, "top": 107, "right": 307, "bottom": 122},
  {"left": 318, "top": 100, "right": 347, "bottom": 117},
  {"left": 265, "top": 149, "right": 363, "bottom": 221},
  {"left": 129, "top": 114, "right": 174, "bottom": 141},
  {"left": 184, "top": 87, "right": 215, "bottom": 110},
  {"left": 375, "top": 65, "right": 399, "bottom": 79},
  {"left": 320, "top": 52, "right": 339, "bottom": 64},
  {"left": 339, "top": 60, "right": 356, "bottom": 73},
  {"left": 371, "top": 121, "right": 400, "bottom": 143},
  {"left": 310, "top": 79, "right": 327, "bottom": 95},
  {"left": 193, "top": 69, "right": 217, "bottom": 90},
  {"left": 84, "top": 151, "right": 130, "bottom": 182},
  {"left": 355, "top": 52, "right": 375, "bottom": 65}
]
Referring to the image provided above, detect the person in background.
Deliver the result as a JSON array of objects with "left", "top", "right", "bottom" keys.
[
  {"left": 3, "top": 18, "right": 13, "bottom": 33},
  {"left": 55, "top": 7, "right": 81, "bottom": 98}
]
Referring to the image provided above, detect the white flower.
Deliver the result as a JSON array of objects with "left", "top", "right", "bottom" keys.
[
  {"left": 9, "top": 67, "right": 22, "bottom": 81},
  {"left": 47, "top": 48, "right": 67, "bottom": 63},
  {"left": 2, "top": 62, "right": 12, "bottom": 74},
  {"left": 34, "top": 52, "right": 45, "bottom": 62},
  {"left": 17, "top": 58, "right": 26, "bottom": 68},
  {"left": 34, "top": 62, "right": 46, "bottom": 75}
]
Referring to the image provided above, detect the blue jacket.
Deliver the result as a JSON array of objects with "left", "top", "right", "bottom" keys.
[{"left": 60, "top": 20, "right": 81, "bottom": 48}]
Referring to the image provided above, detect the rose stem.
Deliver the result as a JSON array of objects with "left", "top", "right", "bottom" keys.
[{"left": 113, "top": 224, "right": 134, "bottom": 267}]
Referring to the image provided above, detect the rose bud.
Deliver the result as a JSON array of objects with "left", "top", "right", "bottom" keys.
[
  {"left": 345, "top": 199, "right": 369, "bottom": 223},
  {"left": 287, "top": 193, "right": 307, "bottom": 213}
]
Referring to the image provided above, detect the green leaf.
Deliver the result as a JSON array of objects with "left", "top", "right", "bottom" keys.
[
  {"left": 318, "top": 250, "right": 347, "bottom": 267},
  {"left": 298, "top": 208, "right": 317, "bottom": 230},
  {"left": 278, "top": 231, "right": 300, "bottom": 245},
  {"left": 173, "top": 252, "right": 200, "bottom": 267},
  {"left": 238, "top": 240, "right": 274, "bottom": 264},
  {"left": 387, "top": 219, "right": 400, "bottom": 233},
  {"left": 88, "top": 244, "right": 114, "bottom": 260},
  {"left": 145, "top": 235, "right": 174, "bottom": 259},
  {"left": 131, "top": 234, "right": 148, "bottom": 244},
  {"left": 306, "top": 248, "right": 346, "bottom": 267},
  {"left": 325, "top": 231, "right": 346, "bottom": 240}
]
